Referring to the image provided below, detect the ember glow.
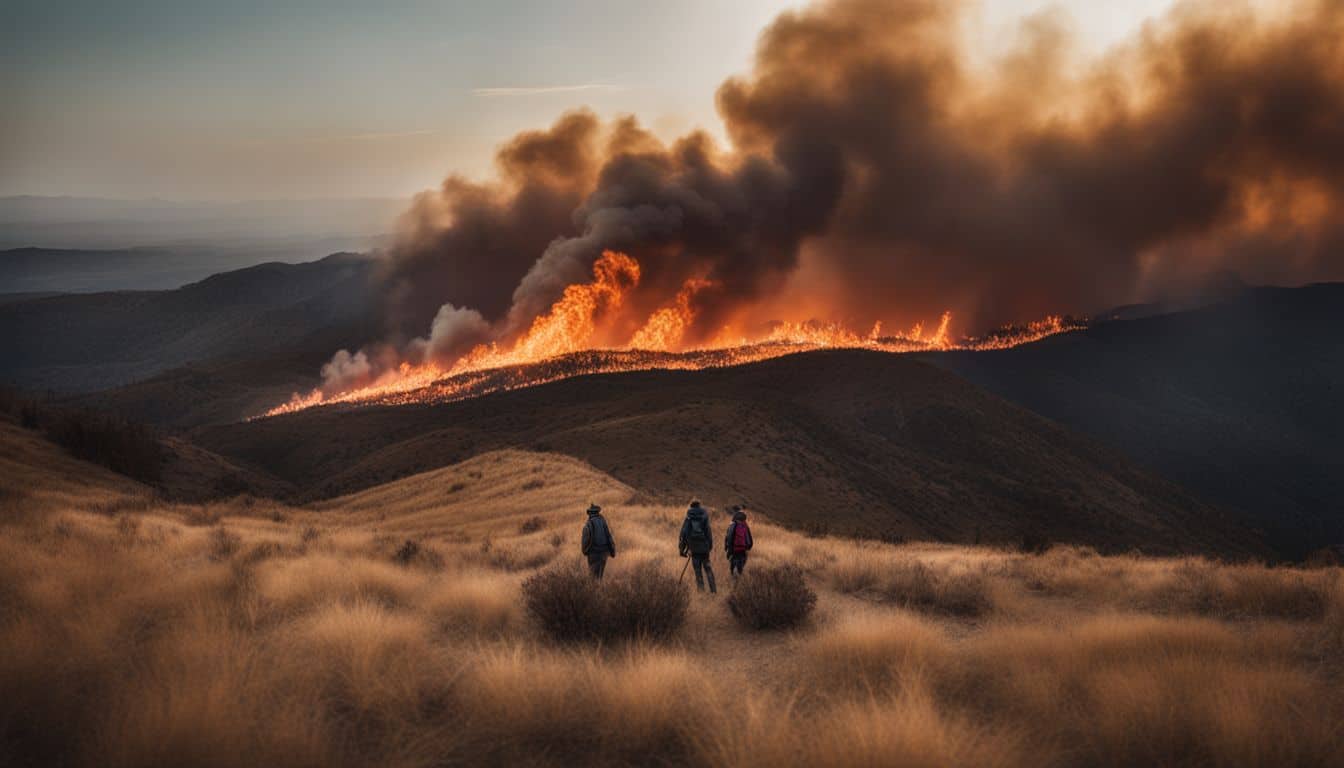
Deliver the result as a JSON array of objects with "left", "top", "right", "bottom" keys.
[{"left": 263, "top": 251, "right": 1081, "bottom": 417}]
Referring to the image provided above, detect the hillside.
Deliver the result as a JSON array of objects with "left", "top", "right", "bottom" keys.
[
  {"left": 0, "top": 418, "right": 152, "bottom": 521},
  {"left": 197, "top": 350, "right": 1263, "bottom": 557},
  {"left": 6, "top": 399, "right": 1338, "bottom": 768},
  {"left": 0, "top": 243, "right": 381, "bottom": 293},
  {"left": 926, "top": 283, "right": 1344, "bottom": 557},
  {"left": 0, "top": 252, "right": 379, "bottom": 393}
]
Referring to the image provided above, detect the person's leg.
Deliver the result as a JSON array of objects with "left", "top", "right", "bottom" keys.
[
  {"left": 703, "top": 557, "right": 717, "bottom": 594},
  {"left": 739, "top": 552, "right": 748, "bottom": 575},
  {"left": 730, "top": 554, "right": 744, "bottom": 577},
  {"left": 588, "top": 556, "right": 606, "bottom": 579},
  {"left": 692, "top": 555, "right": 706, "bottom": 590}
]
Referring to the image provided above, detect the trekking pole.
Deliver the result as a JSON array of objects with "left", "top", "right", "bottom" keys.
[{"left": 678, "top": 554, "right": 691, "bottom": 585}]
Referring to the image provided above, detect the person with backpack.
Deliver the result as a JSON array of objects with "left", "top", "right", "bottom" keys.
[
  {"left": 678, "top": 500, "right": 716, "bottom": 594},
  {"left": 580, "top": 504, "right": 616, "bottom": 579},
  {"left": 724, "top": 505, "right": 753, "bottom": 579}
]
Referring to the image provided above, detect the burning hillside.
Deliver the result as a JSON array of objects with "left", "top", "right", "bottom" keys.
[
  {"left": 264, "top": 250, "right": 1080, "bottom": 416},
  {"left": 272, "top": 0, "right": 1344, "bottom": 417}
]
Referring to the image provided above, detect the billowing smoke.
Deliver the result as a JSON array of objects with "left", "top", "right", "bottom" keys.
[{"left": 323, "top": 0, "right": 1344, "bottom": 394}]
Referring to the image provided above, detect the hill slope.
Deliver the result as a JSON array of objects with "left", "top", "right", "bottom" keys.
[
  {"left": 926, "top": 283, "right": 1344, "bottom": 557},
  {"left": 197, "top": 350, "right": 1263, "bottom": 557},
  {"left": 0, "top": 252, "right": 378, "bottom": 393}
]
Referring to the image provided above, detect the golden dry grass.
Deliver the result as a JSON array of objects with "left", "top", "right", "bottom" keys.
[{"left": 1, "top": 429, "right": 1341, "bottom": 767}]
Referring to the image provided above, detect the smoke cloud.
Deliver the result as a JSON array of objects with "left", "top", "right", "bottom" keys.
[{"left": 327, "top": 0, "right": 1344, "bottom": 392}]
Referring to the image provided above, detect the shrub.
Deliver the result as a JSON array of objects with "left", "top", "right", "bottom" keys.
[
  {"left": 727, "top": 565, "right": 816, "bottom": 630},
  {"left": 42, "top": 408, "right": 164, "bottom": 484},
  {"left": 392, "top": 539, "right": 445, "bottom": 570},
  {"left": 882, "top": 561, "right": 993, "bottom": 617},
  {"left": 393, "top": 539, "right": 420, "bottom": 564},
  {"left": 209, "top": 526, "right": 241, "bottom": 560},
  {"left": 601, "top": 563, "right": 690, "bottom": 641},
  {"left": 518, "top": 516, "right": 546, "bottom": 534},
  {"left": 522, "top": 561, "right": 688, "bottom": 643}
]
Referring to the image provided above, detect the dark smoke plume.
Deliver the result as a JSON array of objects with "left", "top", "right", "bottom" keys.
[{"left": 327, "top": 0, "right": 1344, "bottom": 392}]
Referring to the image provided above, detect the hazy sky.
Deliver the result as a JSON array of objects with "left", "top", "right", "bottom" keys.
[{"left": 1, "top": 0, "right": 1177, "bottom": 200}]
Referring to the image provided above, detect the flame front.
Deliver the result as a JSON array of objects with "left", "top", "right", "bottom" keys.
[{"left": 263, "top": 251, "right": 1083, "bottom": 418}]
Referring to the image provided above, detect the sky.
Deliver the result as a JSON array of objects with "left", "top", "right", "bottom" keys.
[{"left": 1, "top": 0, "right": 1178, "bottom": 200}]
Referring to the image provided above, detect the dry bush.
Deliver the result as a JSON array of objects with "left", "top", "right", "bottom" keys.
[
  {"left": 472, "top": 537, "right": 560, "bottom": 572},
  {"left": 208, "top": 526, "right": 241, "bottom": 560},
  {"left": 39, "top": 408, "right": 164, "bottom": 484},
  {"left": 800, "top": 612, "right": 951, "bottom": 694},
  {"left": 883, "top": 560, "right": 994, "bottom": 617},
  {"left": 727, "top": 564, "right": 816, "bottom": 630},
  {"left": 826, "top": 548, "right": 886, "bottom": 593},
  {"left": 522, "top": 561, "right": 688, "bottom": 643},
  {"left": 600, "top": 562, "right": 690, "bottom": 641},
  {"left": 253, "top": 554, "right": 426, "bottom": 616},
  {"left": 1158, "top": 561, "right": 1334, "bottom": 619},
  {"left": 390, "top": 539, "right": 444, "bottom": 570},
  {"left": 420, "top": 573, "right": 521, "bottom": 637},
  {"left": 702, "top": 683, "right": 1026, "bottom": 768},
  {"left": 829, "top": 553, "right": 993, "bottom": 617},
  {"left": 115, "top": 514, "right": 140, "bottom": 542},
  {"left": 948, "top": 614, "right": 1343, "bottom": 767},
  {"left": 517, "top": 515, "right": 545, "bottom": 534},
  {"left": 459, "top": 645, "right": 708, "bottom": 765},
  {"left": 1012, "top": 548, "right": 1337, "bottom": 621}
]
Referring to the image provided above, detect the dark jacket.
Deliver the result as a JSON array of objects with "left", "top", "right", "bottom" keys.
[
  {"left": 581, "top": 511, "right": 616, "bottom": 558},
  {"left": 725, "top": 518, "right": 753, "bottom": 557},
  {"left": 679, "top": 505, "right": 713, "bottom": 555}
]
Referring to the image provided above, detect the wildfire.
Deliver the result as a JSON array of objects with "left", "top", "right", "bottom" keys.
[{"left": 262, "top": 251, "right": 1084, "bottom": 418}]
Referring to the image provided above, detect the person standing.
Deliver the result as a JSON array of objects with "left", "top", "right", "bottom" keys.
[
  {"left": 724, "top": 505, "right": 753, "bottom": 580},
  {"left": 580, "top": 504, "right": 616, "bottom": 579},
  {"left": 679, "top": 500, "right": 716, "bottom": 594}
]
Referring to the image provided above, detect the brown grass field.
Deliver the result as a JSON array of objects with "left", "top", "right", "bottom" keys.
[{"left": 1, "top": 420, "right": 1341, "bottom": 767}]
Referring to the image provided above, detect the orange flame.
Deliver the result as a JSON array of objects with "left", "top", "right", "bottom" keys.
[
  {"left": 454, "top": 250, "right": 639, "bottom": 370},
  {"left": 261, "top": 251, "right": 1085, "bottom": 418},
  {"left": 629, "top": 277, "right": 713, "bottom": 351}
]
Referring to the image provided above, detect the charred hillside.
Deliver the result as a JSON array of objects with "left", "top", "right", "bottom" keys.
[{"left": 197, "top": 350, "right": 1264, "bottom": 558}]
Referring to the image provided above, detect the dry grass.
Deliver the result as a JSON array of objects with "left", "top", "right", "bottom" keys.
[{"left": 1, "top": 444, "right": 1341, "bottom": 767}]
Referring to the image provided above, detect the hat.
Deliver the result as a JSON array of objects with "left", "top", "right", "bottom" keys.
[{"left": 587, "top": 504, "right": 602, "bottom": 514}]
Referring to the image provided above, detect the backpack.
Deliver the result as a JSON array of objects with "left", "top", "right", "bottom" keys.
[
  {"left": 732, "top": 521, "right": 751, "bottom": 553},
  {"left": 687, "top": 515, "right": 709, "bottom": 544},
  {"left": 586, "top": 517, "right": 610, "bottom": 551}
]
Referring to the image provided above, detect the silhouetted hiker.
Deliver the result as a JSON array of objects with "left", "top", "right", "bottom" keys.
[
  {"left": 679, "top": 500, "right": 716, "bottom": 593},
  {"left": 581, "top": 504, "right": 616, "bottom": 579},
  {"left": 725, "top": 505, "right": 753, "bottom": 579}
]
